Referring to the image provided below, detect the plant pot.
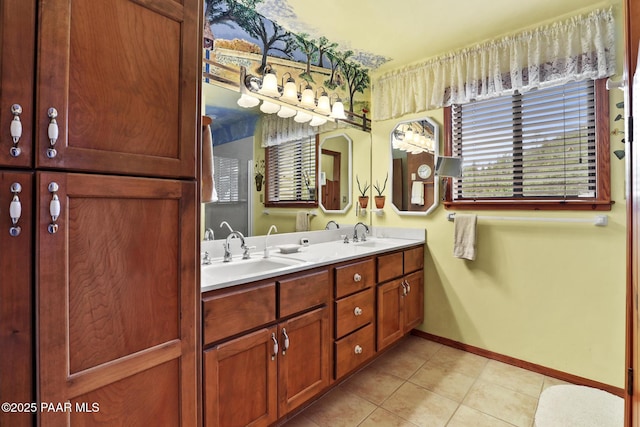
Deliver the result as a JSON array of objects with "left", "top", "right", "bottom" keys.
[
  {"left": 358, "top": 196, "right": 369, "bottom": 209},
  {"left": 374, "top": 195, "right": 385, "bottom": 209}
]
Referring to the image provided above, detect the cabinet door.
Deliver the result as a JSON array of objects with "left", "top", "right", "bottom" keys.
[
  {"left": 0, "top": 171, "right": 33, "bottom": 427},
  {"left": 35, "top": 0, "right": 199, "bottom": 178},
  {"left": 377, "top": 279, "right": 404, "bottom": 350},
  {"left": 36, "top": 172, "right": 197, "bottom": 426},
  {"left": 0, "top": 1, "right": 35, "bottom": 167},
  {"left": 403, "top": 270, "right": 424, "bottom": 333},
  {"left": 204, "top": 327, "right": 278, "bottom": 427},
  {"left": 278, "top": 306, "right": 331, "bottom": 415}
]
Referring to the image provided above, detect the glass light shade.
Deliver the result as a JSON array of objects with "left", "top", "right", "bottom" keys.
[
  {"left": 258, "top": 73, "right": 280, "bottom": 97},
  {"left": 237, "top": 94, "right": 260, "bottom": 108},
  {"left": 299, "top": 87, "right": 316, "bottom": 109},
  {"left": 260, "top": 101, "right": 280, "bottom": 114},
  {"left": 315, "top": 94, "right": 331, "bottom": 115},
  {"left": 404, "top": 129, "right": 414, "bottom": 142},
  {"left": 294, "top": 111, "right": 312, "bottom": 123},
  {"left": 277, "top": 106, "right": 297, "bottom": 118},
  {"left": 280, "top": 81, "right": 299, "bottom": 103},
  {"left": 309, "top": 116, "right": 327, "bottom": 127},
  {"left": 329, "top": 101, "right": 347, "bottom": 120}
]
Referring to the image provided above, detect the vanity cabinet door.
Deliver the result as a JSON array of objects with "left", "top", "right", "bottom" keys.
[
  {"left": 0, "top": 0, "right": 35, "bottom": 168},
  {"left": 35, "top": 0, "right": 199, "bottom": 178},
  {"left": 204, "top": 327, "right": 278, "bottom": 427},
  {"left": 377, "top": 278, "right": 405, "bottom": 351},
  {"left": 0, "top": 171, "right": 33, "bottom": 427},
  {"left": 36, "top": 172, "right": 198, "bottom": 426},
  {"left": 403, "top": 270, "right": 424, "bottom": 333},
  {"left": 278, "top": 306, "right": 331, "bottom": 415}
]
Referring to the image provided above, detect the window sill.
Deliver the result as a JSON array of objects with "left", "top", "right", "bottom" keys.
[{"left": 443, "top": 200, "right": 613, "bottom": 211}]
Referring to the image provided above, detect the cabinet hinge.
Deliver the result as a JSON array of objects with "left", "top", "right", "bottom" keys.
[{"left": 628, "top": 367, "right": 633, "bottom": 396}]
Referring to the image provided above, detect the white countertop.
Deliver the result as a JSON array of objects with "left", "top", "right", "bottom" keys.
[{"left": 201, "top": 227, "right": 425, "bottom": 293}]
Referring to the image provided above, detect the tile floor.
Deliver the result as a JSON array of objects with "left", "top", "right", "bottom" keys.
[{"left": 282, "top": 336, "right": 573, "bottom": 427}]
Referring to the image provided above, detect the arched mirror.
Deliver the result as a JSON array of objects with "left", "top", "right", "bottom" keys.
[
  {"left": 319, "top": 133, "right": 352, "bottom": 214},
  {"left": 390, "top": 117, "right": 440, "bottom": 215}
]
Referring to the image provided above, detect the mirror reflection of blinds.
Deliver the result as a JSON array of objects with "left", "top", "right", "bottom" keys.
[
  {"left": 451, "top": 79, "right": 596, "bottom": 200},
  {"left": 213, "top": 156, "right": 240, "bottom": 202},
  {"left": 267, "top": 137, "right": 316, "bottom": 201}
]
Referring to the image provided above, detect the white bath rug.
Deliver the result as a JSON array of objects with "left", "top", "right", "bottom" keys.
[{"left": 535, "top": 384, "right": 623, "bottom": 427}]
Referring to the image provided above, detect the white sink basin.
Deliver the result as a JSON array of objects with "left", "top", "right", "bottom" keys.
[{"left": 201, "top": 256, "right": 305, "bottom": 287}]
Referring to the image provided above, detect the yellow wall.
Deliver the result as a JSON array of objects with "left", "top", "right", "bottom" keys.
[{"left": 370, "top": 3, "right": 627, "bottom": 387}]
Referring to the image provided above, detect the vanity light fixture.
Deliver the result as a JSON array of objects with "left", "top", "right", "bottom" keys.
[
  {"left": 236, "top": 66, "right": 355, "bottom": 127},
  {"left": 392, "top": 122, "right": 436, "bottom": 154}
]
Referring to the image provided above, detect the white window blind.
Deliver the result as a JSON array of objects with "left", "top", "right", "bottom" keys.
[
  {"left": 213, "top": 156, "right": 239, "bottom": 202},
  {"left": 451, "top": 79, "right": 597, "bottom": 200},
  {"left": 266, "top": 137, "right": 317, "bottom": 203}
]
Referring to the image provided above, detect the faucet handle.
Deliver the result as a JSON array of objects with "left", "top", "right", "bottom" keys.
[
  {"left": 243, "top": 245, "right": 256, "bottom": 259},
  {"left": 202, "top": 251, "right": 212, "bottom": 265}
]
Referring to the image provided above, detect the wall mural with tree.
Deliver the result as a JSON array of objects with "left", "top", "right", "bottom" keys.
[{"left": 204, "top": 0, "right": 389, "bottom": 116}]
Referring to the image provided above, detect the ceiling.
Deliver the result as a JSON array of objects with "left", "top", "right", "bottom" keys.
[{"left": 255, "top": 0, "right": 618, "bottom": 75}]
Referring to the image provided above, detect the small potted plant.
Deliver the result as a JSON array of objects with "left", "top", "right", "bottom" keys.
[
  {"left": 356, "top": 175, "right": 370, "bottom": 209},
  {"left": 373, "top": 173, "right": 388, "bottom": 209}
]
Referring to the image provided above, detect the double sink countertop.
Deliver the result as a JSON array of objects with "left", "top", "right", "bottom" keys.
[{"left": 200, "top": 226, "right": 426, "bottom": 293}]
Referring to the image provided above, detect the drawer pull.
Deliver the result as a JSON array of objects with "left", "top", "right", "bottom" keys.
[
  {"left": 271, "top": 333, "right": 278, "bottom": 360},
  {"left": 10, "top": 104, "right": 22, "bottom": 157},
  {"left": 353, "top": 306, "right": 363, "bottom": 316},
  {"left": 281, "top": 328, "right": 290, "bottom": 355},
  {"left": 354, "top": 345, "right": 363, "bottom": 355},
  {"left": 353, "top": 273, "right": 362, "bottom": 282},
  {"left": 46, "top": 107, "right": 59, "bottom": 158},
  {"left": 48, "top": 182, "right": 60, "bottom": 234}
]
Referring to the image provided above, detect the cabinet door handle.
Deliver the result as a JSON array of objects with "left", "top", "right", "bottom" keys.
[
  {"left": 281, "top": 328, "right": 290, "bottom": 355},
  {"left": 353, "top": 306, "right": 363, "bottom": 316},
  {"left": 401, "top": 281, "right": 407, "bottom": 297},
  {"left": 271, "top": 332, "right": 278, "bottom": 360},
  {"left": 46, "top": 107, "right": 59, "bottom": 159},
  {"left": 9, "top": 182, "right": 22, "bottom": 237},
  {"left": 405, "top": 280, "right": 411, "bottom": 294},
  {"left": 10, "top": 104, "right": 22, "bottom": 157},
  {"left": 353, "top": 273, "right": 362, "bottom": 282},
  {"left": 48, "top": 182, "right": 60, "bottom": 234},
  {"left": 354, "top": 345, "right": 363, "bottom": 355}
]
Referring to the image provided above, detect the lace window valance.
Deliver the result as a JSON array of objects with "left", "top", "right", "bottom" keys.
[{"left": 372, "top": 7, "right": 616, "bottom": 121}]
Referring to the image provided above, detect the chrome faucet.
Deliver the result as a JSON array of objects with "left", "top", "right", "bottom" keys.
[
  {"left": 220, "top": 221, "right": 233, "bottom": 233},
  {"left": 204, "top": 228, "right": 214, "bottom": 241},
  {"left": 353, "top": 222, "right": 370, "bottom": 242},
  {"left": 201, "top": 251, "right": 212, "bottom": 265},
  {"left": 325, "top": 220, "right": 340, "bottom": 230},
  {"left": 223, "top": 230, "right": 247, "bottom": 262},
  {"left": 264, "top": 225, "right": 278, "bottom": 258}
]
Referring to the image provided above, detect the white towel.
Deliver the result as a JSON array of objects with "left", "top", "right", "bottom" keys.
[
  {"left": 453, "top": 214, "right": 477, "bottom": 260},
  {"left": 202, "top": 123, "right": 218, "bottom": 202},
  {"left": 295, "top": 211, "right": 309, "bottom": 232},
  {"left": 411, "top": 181, "right": 424, "bottom": 205}
]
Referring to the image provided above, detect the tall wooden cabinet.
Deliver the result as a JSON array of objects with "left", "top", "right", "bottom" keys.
[{"left": 1, "top": 0, "right": 201, "bottom": 425}]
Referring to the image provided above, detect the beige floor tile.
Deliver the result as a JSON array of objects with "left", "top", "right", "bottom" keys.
[
  {"left": 463, "top": 380, "right": 538, "bottom": 427},
  {"left": 447, "top": 405, "right": 516, "bottom": 427},
  {"left": 281, "top": 413, "right": 320, "bottom": 427},
  {"left": 479, "top": 360, "right": 544, "bottom": 397},
  {"left": 428, "top": 345, "right": 489, "bottom": 378},
  {"left": 359, "top": 408, "right": 419, "bottom": 427},
  {"left": 394, "top": 336, "right": 443, "bottom": 362},
  {"left": 340, "top": 365, "right": 405, "bottom": 405},
  {"left": 369, "top": 346, "right": 427, "bottom": 380},
  {"left": 409, "top": 363, "right": 476, "bottom": 402},
  {"left": 302, "top": 388, "right": 376, "bottom": 427},
  {"left": 382, "top": 382, "right": 459, "bottom": 427},
  {"left": 541, "top": 376, "right": 572, "bottom": 390}
]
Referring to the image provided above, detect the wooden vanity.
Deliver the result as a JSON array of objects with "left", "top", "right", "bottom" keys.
[{"left": 201, "top": 243, "right": 424, "bottom": 427}]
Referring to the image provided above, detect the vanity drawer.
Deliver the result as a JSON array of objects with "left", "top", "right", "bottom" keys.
[
  {"left": 203, "top": 282, "right": 276, "bottom": 345},
  {"left": 335, "top": 288, "right": 374, "bottom": 339},
  {"left": 377, "top": 251, "right": 404, "bottom": 283},
  {"left": 404, "top": 246, "right": 424, "bottom": 273},
  {"left": 334, "top": 323, "right": 375, "bottom": 379},
  {"left": 279, "top": 269, "right": 330, "bottom": 318},
  {"left": 335, "top": 259, "right": 375, "bottom": 298}
]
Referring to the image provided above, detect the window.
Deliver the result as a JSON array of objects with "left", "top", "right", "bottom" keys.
[
  {"left": 445, "top": 78, "right": 610, "bottom": 210},
  {"left": 213, "top": 156, "right": 239, "bottom": 202},
  {"left": 265, "top": 135, "right": 318, "bottom": 207}
]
